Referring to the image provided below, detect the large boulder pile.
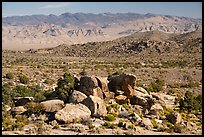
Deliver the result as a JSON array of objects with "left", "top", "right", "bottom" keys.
[{"left": 2, "top": 72, "right": 201, "bottom": 135}]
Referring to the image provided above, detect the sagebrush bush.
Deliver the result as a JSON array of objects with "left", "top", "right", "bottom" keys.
[
  {"left": 24, "top": 102, "right": 45, "bottom": 116},
  {"left": 19, "top": 74, "right": 29, "bottom": 84},
  {"left": 6, "top": 72, "right": 14, "bottom": 79},
  {"left": 146, "top": 78, "right": 165, "bottom": 92},
  {"left": 179, "top": 91, "right": 202, "bottom": 113},
  {"left": 104, "top": 114, "right": 116, "bottom": 121}
]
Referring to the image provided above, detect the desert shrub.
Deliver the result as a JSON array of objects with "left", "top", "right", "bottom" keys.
[
  {"left": 104, "top": 114, "right": 116, "bottom": 121},
  {"left": 163, "top": 107, "right": 175, "bottom": 116},
  {"left": 55, "top": 72, "right": 75, "bottom": 102},
  {"left": 103, "top": 121, "right": 116, "bottom": 129},
  {"left": 106, "top": 103, "right": 120, "bottom": 112},
  {"left": 88, "top": 123, "right": 95, "bottom": 129},
  {"left": 19, "top": 74, "right": 29, "bottom": 84},
  {"left": 24, "top": 102, "right": 45, "bottom": 116},
  {"left": 13, "top": 115, "right": 29, "bottom": 131},
  {"left": 146, "top": 78, "right": 164, "bottom": 92},
  {"left": 151, "top": 118, "right": 158, "bottom": 128},
  {"left": 169, "top": 82, "right": 200, "bottom": 88},
  {"left": 2, "top": 112, "right": 15, "bottom": 131},
  {"left": 2, "top": 83, "right": 14, "bottom": 105},
  {"left": 43, "top": 89, "right": 54, "bottom": 100},
  {"left": 117, "top": 120, "right": 124, "bottom": 127},
  {"left": 43, "top": 78, "right": 55, "bottom": 85},
  {"left": 128, "top": 124, "right": 135, "bottom": 129},
  {"left": 179, "top": 91, "right": 202, "bottom": 113},
  {"left": 30, "top": 85, "right": 46, "bottom": 102},
  {"left": 5, "top": 72, "right": 14, "bottom": 79},
  {"left": 13, "top": 85, "right": 35, "bottom": 97}
]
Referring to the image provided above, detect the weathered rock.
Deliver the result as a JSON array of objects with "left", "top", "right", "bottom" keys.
[
  {"left": 148, "top": 103, "right": 164, "bottom": 119},
  {"left": 40, "top": 99, "right": 65, "bottom": 112},
  {"left": 13, "top": 97, "right": 34, "bottom": 107},
  {"left": 93, "top": 87, "right": 104, "bottom": 99},
  {"left": 167, "top": 112, "right": 182, "bottom": 124},
  {"left": 132, "top": 105, "right": 143, "bottom": 116},
  {"left": 82, "top": 95, "right": 107, "bottom": 117},
  {"left": 108, "top": 73, "right": 136, "bottom": 99},
  {"left": 55, "top": 103, "right": 91, "bottom": 123},
  {"left": 130, "top": 90, "right": 154, "bottom": 109},
  {"left": 11, "top": 106, "right": 27, "bottom": 115},
  {"left": 95, "top": 76, "right": 108, "bottom": 93},
  {"left": 68, "top": 90, "right": 87, "bottom": 103},
  {"left": 128, "top": 112, "right": 142, "bottom": 125},
  {"left": 115, "top": 95, "right": 128, "bottom": 105},
  {"left": 78, "top": 76, "right": 98, "bottom": 96},
  {"left": 151, "top": 93, "right": 166, "bottom": 107},
  {"left": 135, "top": 87, "right": 149, "bottom": 95},
  {"left": 115, "top": 90, "right": 124, "bottom": 96},
  {"left": 142, "top": 118, "right": 153, "bottom": 130}
]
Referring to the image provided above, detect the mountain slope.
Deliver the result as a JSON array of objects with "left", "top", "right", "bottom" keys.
[{"left": 2, "top": 12, "right": 202, "bottom": 50}]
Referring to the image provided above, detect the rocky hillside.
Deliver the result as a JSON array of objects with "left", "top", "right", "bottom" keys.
[
  {"left": 26, "top": 30, "right": 201, "bottom": 58},
  {"left": 2, "top": 12, "right": 202, "bottom": 50}
]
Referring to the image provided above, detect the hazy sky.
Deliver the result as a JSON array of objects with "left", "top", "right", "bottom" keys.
[{"left": 2, "top": 2, "right": 202, "bottom": 19}]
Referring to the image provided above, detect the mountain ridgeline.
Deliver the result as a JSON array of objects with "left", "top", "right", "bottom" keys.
[{"left": 2, "top": 12, "right": 202, "bottom": 51}]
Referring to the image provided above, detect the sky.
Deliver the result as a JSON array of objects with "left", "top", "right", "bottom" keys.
[{"left": 2, "top": 2, "right": 202, "bottom": 19}]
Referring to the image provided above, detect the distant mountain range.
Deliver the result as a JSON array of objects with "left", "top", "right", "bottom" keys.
[{"left": 2, "top": 12, "right": 202, "bottom": 50}]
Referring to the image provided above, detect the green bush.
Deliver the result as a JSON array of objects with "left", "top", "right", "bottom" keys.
[
  {"left": 6, "top": 72, "right": 14, "bottom": 79},
  {"left": 24, "top": 102, "right": 45, "bottom": 116},
  {"left": 179, "top": 91, "right": 202, "bottom": 113},
  {"left": 2, "top": 112, "right": 14, "bottom": 131},
  {"left": 145, "top": 78, "right": 164, "bottom": 92},
  {"left": 103, "top": 121, "right": 116, "bottom": 129},
  {"left": 19, "top": 74, "right": 29, "bottom": 84},
  {"left": 2, "top": 83, "right": 14, "bottom": 105},
  {"left": 151, "top": 118, "right": 158, "bottom": 129},
  {"left": 104, "top": 114, "right": 116, "bottom": 121},
  {"left": 55, "top": 72, "right": 75, "bottom": 102},
  {"left": 13, "top": 85, "right": 35, "bottom": 97}
]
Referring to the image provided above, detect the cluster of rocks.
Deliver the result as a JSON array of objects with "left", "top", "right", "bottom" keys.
[{"left": 3, "top": 73, "right": 202, "bottom": 135}]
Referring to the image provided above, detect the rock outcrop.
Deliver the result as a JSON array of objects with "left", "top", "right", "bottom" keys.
[
  {"left": 82, "top": 95, "right": 107, "bottom": 117},
  {"left": 55, "top": 103, "right": 91, "bottom": 123},
  {"left": 40, "top": 99, "right": 65, "bottom": 112},
  {"left": 108, "top": 73, "right": 136, "bottom": 99},
  {"left": 68, "top": 90, "right": 87, "bottom": 104},
  {"left": 13, "top": 97, "right": 34, "bottom": 107}
]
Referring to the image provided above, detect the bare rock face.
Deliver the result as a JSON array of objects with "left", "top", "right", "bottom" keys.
[
  {"left": 92, "top": 87, "right": 104, "bottom": 99},
  {"left": 148, "top": 103, "right": 164, "bottom": 119},
  {"left": 68, "top": 90, "right": 87, "bottom": 104},
  {"left": 40, "top": 99, "right": 65, "bottom": 112},
  {"left": 142, "top": 117, "right": 153, "bottom": 130},
  {"left": 130, "top": 90, "right": 154, "bottom": 109},
  {"left": 82, "top": 95, "right": 107, "bottom": 117},
  {"left": 115, "top": 95, "right": 128, "bottom": 105},
  {"left": 135, "top": 87, "right": 149, "bottom": 95},
  {"left": 55, "top": 103, "right": 91, "bottom": 123},
  {"left": 128, "top": 112, "right": 142, "bottom": 126},
  {"left": 78, "top": 76, "right": 98, "bottom": 96},
  {"left": 95, "top": 76, "right": 108, "bottom": 93},
  {"left": 13, "top": 97, "right": 34, "bottom": 107},
  {"left": 11, "top": 106, "right": 27, "bottom": 115},
  {"left": 108, "top": 73, "right": 136, "bottom": 99},
  {"left": 167, "top": 112, "right": 182, "bottom": 124}
]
